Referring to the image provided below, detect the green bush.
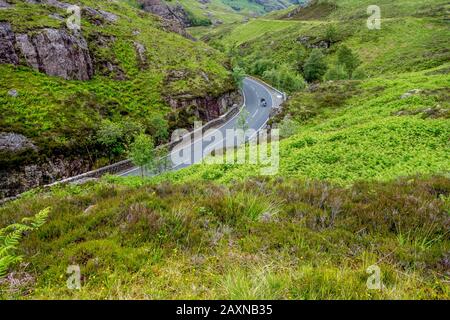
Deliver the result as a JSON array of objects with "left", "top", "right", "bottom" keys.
[
  {"left": 324, "top": 64, "right": 349, "bottom": 81},
  {"left": 263, "top": 64, "right": 306, "bottom": 92},
  {"left": 303, "top": 49, "right": 328, "bottom": 82},
  {"left": 336, "top": 45, "right": 361, "bottom": 78}
]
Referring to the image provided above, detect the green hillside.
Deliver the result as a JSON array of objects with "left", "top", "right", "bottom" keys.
[
  {"left": 0, "top": 0, "right": 234, "bottom": 170},
  {"left": 150, "top": 0, "right": 450, "bottom": 184},
  {"left": 0, "top": 0, "right": 449, "bottom": 300}
]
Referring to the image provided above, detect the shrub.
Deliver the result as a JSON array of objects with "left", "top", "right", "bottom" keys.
[
  {"left": 232, "top": 66, "right": 246, "bottom": 88},
  {"left": 263, "top": 64, "right": 306, "bottom": 92},
  {"left": 324, "top": 64, "right": 349, "bottom": 80},
  {"left": 336, "top": 45, "right": 361, "bottom": 78},
  {"left": 129, "top": 133, "right": 155, "bottom": 178},
  {"left": 303, "top": 49, "right": 328, "bottom": 82},
  {"left": 96, "top": 119, "right": 143, "bottom": 158},
  {"left": 251, "top": 58, "right": 275, "bottom": 76}
]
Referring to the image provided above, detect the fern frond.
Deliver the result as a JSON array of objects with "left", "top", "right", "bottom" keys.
[{"left": 0, "top": 207, "right": 50, "bottom": 278}]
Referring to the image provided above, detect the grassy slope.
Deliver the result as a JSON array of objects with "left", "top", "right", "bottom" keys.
[
  {"left": 143, "top": 66, "right": 450, "bottom": 185},
  {"left": 0, "top": 0, "right": 449, "bottom": 299},
  {"left": 158, "top": 0, "right": 449, "bottom": 184},
  {"left": 0, "top": 176, "right": 449, "bottom": 299},
  {"left": 0, "top": 0, "right": 233, "bottom": 166}
]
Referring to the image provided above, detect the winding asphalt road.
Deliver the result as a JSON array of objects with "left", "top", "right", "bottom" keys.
[{"left": 119, "top": 77, "right": 284, "bottom": 177}]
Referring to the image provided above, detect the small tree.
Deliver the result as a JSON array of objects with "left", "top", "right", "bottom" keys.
[
  {"left": 129, "top": 133, "right": 155, "bottom": 178},
  {"left": 324, "top": 64, "right": 348, "bottom": 81},
  {"left": 236, "top": 109, "right": 250, "bottom": 141},
  {"left": 337, "top": 45, "right": 360, "bottom": 78},
  {"left": 232, "top": 66, "right": 246, "bottom": 88},
  {"left": 251, "top": 58, "right": 274, "bottom": 76},
  {"left": 303, "top": 49, "right": 328, "bottom": 82},
  {"left": 97, "top": 119, "right": 142, "bottom": 159},
  {"left": 96, "top": 119, "right": 124, "bottom": 157},
  {"left": 263, "top": 64, "right": 305, "bottom": 93}
]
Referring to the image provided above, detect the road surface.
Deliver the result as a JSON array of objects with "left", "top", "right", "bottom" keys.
[{"left": 119, "top": 77, "right": 284, "bottom": 177}]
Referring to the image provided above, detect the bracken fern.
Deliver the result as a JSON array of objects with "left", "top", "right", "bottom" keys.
[{"left": 0, "top": 208, "right": 50, "bottom": 278}]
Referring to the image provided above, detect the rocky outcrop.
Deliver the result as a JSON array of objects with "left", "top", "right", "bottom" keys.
[
  {"left": 88, "top": 33, "right": 126, "bottom": 80},
  {"left": 24, "top": 0, "right": 70, "bottom": 9},
  {"left": 0, "top": 156, "right": 91, "bottom": 199},
  {"left": 140, "top": 0, "right": 190, "bottom": 26},
  {"left": 0, "top": 0, "right": 12, "bottom": 9},
  {"left": 16, "top": 28, "right": 94, "bottom": 80},
  {"left": 139, "top": 0, "right": 193, "bottom": 38},
  {"left": 0, "top": 22, "right": 94, "bottom": 80},
  {"left": 0, "top": 133, "right": 37, "bottom": 153},
  {"left": 0, "top": 22, "right": 18, "bottom": 65},
  {"left": 83, "top": 6, "right": 118, "bottom": 25},
  {"left": 166, "top": 90, "right": 242, "bottom": 121},
  {"left": 297, "top": 35, "right": 331, "bottom": 49}
]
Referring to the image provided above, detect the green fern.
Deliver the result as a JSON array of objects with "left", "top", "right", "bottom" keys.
[{"left": 0, "top": 207, "right": 50, "bottom": 278}]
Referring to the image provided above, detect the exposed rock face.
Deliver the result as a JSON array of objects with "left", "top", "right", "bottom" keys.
[
  {"left": 297, "top": 35, "right": 331, "bottom": 49},
  {"left": 25, "top": 0, "right": 71, "bottom": 10},
  {"left": 0, "top": 157, "right": 91, "bottom": 199},
  {"left": 16, "top": 28, "right": 94, "bottom": 80},
  {"left": 83, "top": 6, "right": 118, "bottom": 25},
  {"left": 139, "top": 0, "right": 193, "bottom": 38},
  {"left": 167, "top": 90, "right": 243, "bottom": 121},
  {"left": 140, "top": 0, "right": 190, "bottom": 26},
  {"left": 0, "top": 0, "right": 12, "bottom": 9},
  {"left": 0, "top": 22, "right": 18, "bottom": 65},
  {"left": 0, "top": 133, "right": 37, "bottom": 153},
  {"left": 163, "top": 69, "right": 241, "bottom": 121},
  {"left": 0, "top": 22, "right": 94, "bottom": 80}
]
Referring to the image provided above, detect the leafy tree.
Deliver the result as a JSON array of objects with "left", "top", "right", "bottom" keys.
[
  {"left": 324, "top": 64, "right": 349, "bottom": 81},
  {"left": 337, "top": 45, "right": 361, "bottom": 78},
  {"left": 96, "top": 119, "right": 143, "bottom": 158},
  {"left": 129, "top": 133, "right": 155, "bottom": 178},
  {"left": 303, "top": 49, "right": 328, "bottom": 82},
  {"left": 0, "top": 208, "right": 49, "bottom": 278},
  {"left": 146, "top": 115, "right": 169, "bottom": 144},
  {"left": 236, "top": 109, "right": 250, "bottom": 132},
  {"left": 96, "top": 119, "right": 123, "bottom": 153},
  {"left": 263, "top": 64, "right": 305, "bottom": 92},
  {"left": 232, "top": 66, "right": 246, "bottom": 88},
  {"left": 251, "top": 58, "right": 274, "bottom": 76}
]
